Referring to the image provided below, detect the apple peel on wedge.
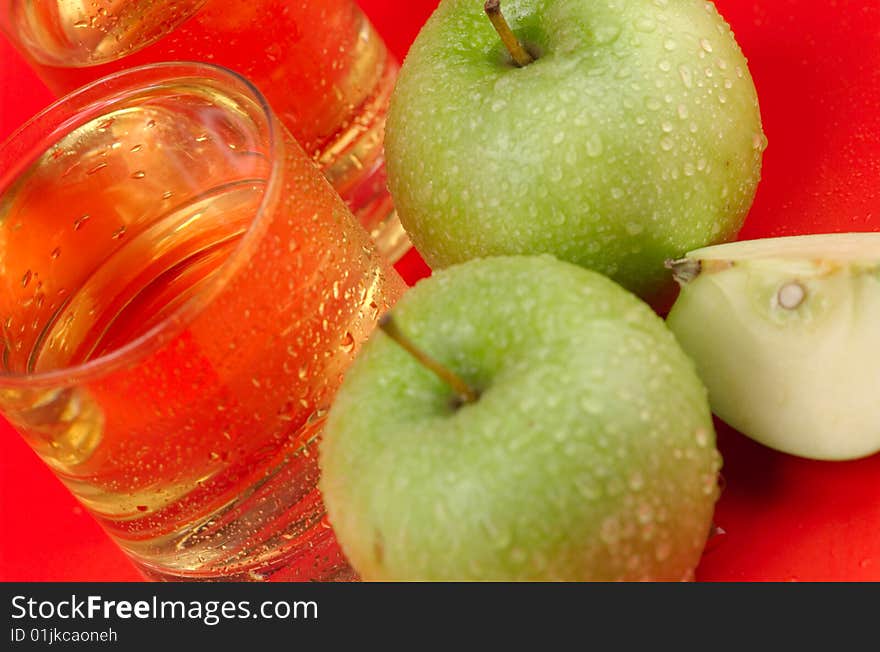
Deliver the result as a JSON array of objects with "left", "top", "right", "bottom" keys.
[{"left": 666, "top": 233, "right": 880, "bottom": 461}]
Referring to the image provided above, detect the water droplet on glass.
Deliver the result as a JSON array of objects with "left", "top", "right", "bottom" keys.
[{"left": 339, "top": 331, "right": 355, "bottom": 354}]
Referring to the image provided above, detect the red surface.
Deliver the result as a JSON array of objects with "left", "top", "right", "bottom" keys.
[{"left": 1, "top": 0, "right": 878, "bottom": 582}]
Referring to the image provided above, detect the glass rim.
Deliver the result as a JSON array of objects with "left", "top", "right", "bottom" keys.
[{"left": 0, "top": 61, "right": 283, "bottom": 389}]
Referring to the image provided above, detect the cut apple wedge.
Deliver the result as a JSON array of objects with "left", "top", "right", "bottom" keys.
[{"left": 666, "top": 233, "right": 880, "bottom": 461}]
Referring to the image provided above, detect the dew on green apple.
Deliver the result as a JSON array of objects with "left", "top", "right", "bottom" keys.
[
  {"left": 385, "top": 0, "right": 767, "bottom": 302},
  {"left": 319, "top": 256, "right": 722, "bottom": 581}
]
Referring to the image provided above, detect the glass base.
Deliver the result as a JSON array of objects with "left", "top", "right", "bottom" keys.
[{"left": 106, "top": 417, "right": 357, "bottom": 582}]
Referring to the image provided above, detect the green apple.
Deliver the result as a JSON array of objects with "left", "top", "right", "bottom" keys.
[
  {"left": 319, "top": 255, "right": 721, "bottom": 581},
  {"left": 666, "top": 232, "right": 880, "bottom": 461},
  {"left": 385, "top": 0, "right": 766, "bottom": 303}
]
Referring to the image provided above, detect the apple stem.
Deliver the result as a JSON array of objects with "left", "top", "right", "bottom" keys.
[
  {"left": 665, "top": 258, "right": 702, "bottom": 286},
  {"left": 379, "top": 314, "right": 480, "bottom": 406},
  {"left": 484, "top": 0, "right": 535, "bottom": 68}
]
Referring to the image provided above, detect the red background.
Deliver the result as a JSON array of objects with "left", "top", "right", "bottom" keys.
[{"left": 1, "top": 0, "right": 879, "bottom": 582}]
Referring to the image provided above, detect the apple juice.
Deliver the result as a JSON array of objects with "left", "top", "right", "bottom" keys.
[
  {"left": 0, "top": 64, "right": 405, "bottom": 581},
  {"left": 1, "top": 0, "right": 405, "bottom": 258}
]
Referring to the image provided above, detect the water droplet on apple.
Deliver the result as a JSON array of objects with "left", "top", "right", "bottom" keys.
[
  {"left": 625, "top": 222, "right": 644, "bottom": 236},
  {"left": 593, "top": 24, "right": 622, "bottom": 45},
  {"left": 630, "top": 473, "right": 646, "bottom": 492},
  {"left": 695, "top": 428, "right": 710, "bottom": 448},
  {"left": 702, "top": 473, "right": 717, "bottom": 495},
  {"left": 634, "top": 16, "right": 657, "bottom": 32},
  {"left": 700, "top": 38, "right": 713, "bottom": 53},
  {"left": 660, "top": 137, "right": 674, "bottom": 152},
  {"left": 753, "top": 133, "right": 769, "bottom": 151},
  {"left": 663, "top": 38, "right": 677, "bottom": 51},
  {"left": 684, "top": 162, "right": 696, "bottom": 177},
  {"left": 600, "top": 517, "right": 621, "bottom": 545},
  {"left": 607, "top": 475, "right": 625, "bottom": 496},
  {"left": 637, "top": 503, "right": 654, "bottom": 526},
  {"left": 658, "top": 60, "right": 671, "bottom": 72},
  {"left": 481, "top": 517, "right": 512, "bottom": 549},
  {"left": 648, "top": 540, "right": 670, "bottom": 564},
  {"left": 678, "top": 65, "right": 693, "bottom": 89},
  {"left": 586, "top": 133, "right": 604, "bottom": 157},
  {"left": 661, "top": 121, "right": 674, "bottom": 133}
]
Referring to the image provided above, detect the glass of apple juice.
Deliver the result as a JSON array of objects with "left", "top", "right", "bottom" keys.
[
  {"left": 0, "top": 61, "right": 405, "bottom": 581},
  {"left": 0, "top": 0, "right": 409, "bottom": 262}
]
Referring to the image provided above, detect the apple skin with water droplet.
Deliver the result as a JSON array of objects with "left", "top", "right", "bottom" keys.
[
  {"left": 666, "top": 233, "right": 880, "bottom": 461},
  {"left": 385, "top": 0, "right": 766, "bottom": 303},
  {"left": 319, "top": 256, "right": 721, "bottom": 581}
]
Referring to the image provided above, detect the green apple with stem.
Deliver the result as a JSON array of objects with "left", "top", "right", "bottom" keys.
[
  {"left": 666, "top": 232, "right": 880, "bottom": 461},
  {"left": 319, "top": 255, "right": 722, "bottom": 581},
  {"left": 385, "top": 0, "right": 766, "bottom": 303}
]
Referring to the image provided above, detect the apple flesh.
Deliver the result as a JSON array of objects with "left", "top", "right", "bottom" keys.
[
  {"left": 319, "top": 255, "right": 721, "bottom": 581},
  {"left": 666, "top": 233, "right": 880, "bottom": 461},
  {"left": 385, "top": 0, "right": 766, "bottom": 302}
]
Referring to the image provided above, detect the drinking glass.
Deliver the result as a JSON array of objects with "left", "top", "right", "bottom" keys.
[
  {"left": 0, "top": 61, "right": 405, "bottom": 581},
  {"left": 0, "top": 0, "right": 410, "bottom": 261}
]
